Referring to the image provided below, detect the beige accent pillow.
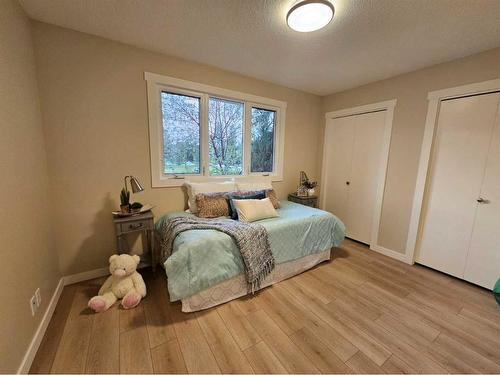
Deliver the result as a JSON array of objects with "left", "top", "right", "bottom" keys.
[
  {"left": 195, "top": 193, "right": 230, "bottom": 218},
  {"left": 236, "top": 181, "right": 273, "bottom": 191},
  {"left": 233, "top": 197, "right": 279, "bottom": 222}
]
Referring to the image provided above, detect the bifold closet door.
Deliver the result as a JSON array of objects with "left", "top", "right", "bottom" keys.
[
  {"left": 464, "top": 96, "right": 500, "bottom": 289},
  {"left": 324, "top": 111, "right": 386, "bottom": 244},
  {"left": 324, "top": 115, "right": 356, "bottom": 225},
  {"left": 417, "top": 92, "right": 500, "bottom": 280}
]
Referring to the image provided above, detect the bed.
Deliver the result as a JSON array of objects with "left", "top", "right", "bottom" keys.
[{"left": 156, "top": 200, "right": 345, "bottom": 312}]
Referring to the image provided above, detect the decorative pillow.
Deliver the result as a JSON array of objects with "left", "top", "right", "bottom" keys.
[
  {"left": 195, "top": 193, "right": 230, "bottom": 218},
  {"left": 236, "top": 181, "right": 273, "bottom": 191},
  {"left": 264, "top": 189, "right": 280, "bottom": 209},
  {"left": 184, "top": 181, "right": 236, "bottom": 213},
  {"left": 233, "top": 197, "right": 279, "bottom": 222},
  {"left": 226, "top": 191, "right": 266, "bottom": 219}
]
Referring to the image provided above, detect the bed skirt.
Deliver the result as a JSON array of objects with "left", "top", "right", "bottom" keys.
[{"left": 180, "top": 249, "right": 331, "bottom": 312}]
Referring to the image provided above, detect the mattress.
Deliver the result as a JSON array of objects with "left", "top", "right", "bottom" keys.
[{"left": 156, "top": 200, "right": 345, "bottom": 301}]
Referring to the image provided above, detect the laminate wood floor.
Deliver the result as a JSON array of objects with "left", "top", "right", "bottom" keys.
[{"left": 30, "top": 239, "right": 500, "bottom": 374}]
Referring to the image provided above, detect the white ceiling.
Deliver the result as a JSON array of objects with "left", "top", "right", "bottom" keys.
[{"left": 19, "top": 0, "right": 500, "bottom": 96}]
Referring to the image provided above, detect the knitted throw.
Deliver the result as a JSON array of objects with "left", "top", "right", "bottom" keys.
[{"left": 158, "top": 216, "right": 275, "bottom": 293}]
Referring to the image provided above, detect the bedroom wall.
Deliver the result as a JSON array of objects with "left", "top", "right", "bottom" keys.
[
  {"left": 0, "top": 1, "right": 59, "bottom": 373},
  {"left": 322, "top": 47, "right": 500, "bottom": 256},
  {"left": 31, "top": 21, "right": 323, "bottom": 276}
]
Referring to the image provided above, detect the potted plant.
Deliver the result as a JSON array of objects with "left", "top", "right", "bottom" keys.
[{"left": 120, "top": 188, "right": 130, "bottom": 213}]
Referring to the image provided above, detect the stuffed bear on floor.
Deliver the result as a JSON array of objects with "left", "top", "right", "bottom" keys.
[{"left": 88, "top": 254, "right": 147, "bottom": 312}]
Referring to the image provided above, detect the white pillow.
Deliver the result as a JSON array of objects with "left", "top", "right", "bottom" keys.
[
  {"left": 233, "top": 197, "right": 279, "bottom": 222},
  {"left": 236, "top": 181, "right": 273, "bottom": 192},
  {"left": 184, "top": 181, "right": 236, "bottom": 213}
]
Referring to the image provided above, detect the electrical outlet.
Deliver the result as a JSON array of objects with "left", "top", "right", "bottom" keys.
[
  {"left": 35, "top": 288, "right": 41, "bottom": 307},
  {"left": 30, "top": 295, "right": 37, "bottom": 316}
]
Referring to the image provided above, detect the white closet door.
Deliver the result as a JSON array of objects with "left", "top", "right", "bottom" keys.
[
  {"left": 346, "top": 111, "right": 386, "bottom": 244},
  {"left": 464, "top": 96, "right": 500, "bottom": 289},
  {"left": 323, "top": 111, "right": 386, "bottom": 244},
  {"left": 417, "top": 93, "right": 500, "bottom": 277},
  {"left": 323, "top": 116, "right": 355, "bottom": 223}
]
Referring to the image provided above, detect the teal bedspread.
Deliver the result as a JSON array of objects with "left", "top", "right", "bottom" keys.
[{"left": 156, "top": 201, "right": 345, "bottom": 301}]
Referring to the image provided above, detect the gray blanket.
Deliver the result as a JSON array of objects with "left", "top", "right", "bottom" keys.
[{"left": 158, "top": 216, "right": 275, "bottom": 293}]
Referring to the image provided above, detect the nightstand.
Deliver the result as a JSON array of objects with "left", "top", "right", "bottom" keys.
[
  {"left": 113, "top": 211, "right": 157, "bottom": 275},
  {"left": 288, "top": 193, "right": 319, "bottom": 208}
]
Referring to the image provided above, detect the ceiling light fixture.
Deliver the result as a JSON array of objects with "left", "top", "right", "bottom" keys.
[{"left": 286, "top": 0, "right": 334, "bottom": 32}]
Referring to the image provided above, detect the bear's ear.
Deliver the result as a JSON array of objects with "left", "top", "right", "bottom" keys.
[
  {"left": 109, "top": 254, "right": 119, "bottom": 263},
  {"left": 132, "top": 255, "right": 140, "bottom": 265}
]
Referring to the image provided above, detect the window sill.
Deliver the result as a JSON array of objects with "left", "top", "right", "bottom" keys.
[{"left": 151, "top": 174, "right": 283, "bottom": 188}]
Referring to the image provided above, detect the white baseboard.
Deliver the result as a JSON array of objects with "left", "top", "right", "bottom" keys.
[
  {"left": 370, "top": 244, "right": 414, "bottom": 265},
  {"left": 17, "top": 278, "right": 64, "bottom": 374},
  {"left": 17, "top": 266, "right": 111, "bottom": 374},
  {"left": 61, "top": 267, "right": 109, "bottom": 286}
]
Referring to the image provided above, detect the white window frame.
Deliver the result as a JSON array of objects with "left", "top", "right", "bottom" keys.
[{"left": 145, "top": 72, "right": 286, "bottom": 187}]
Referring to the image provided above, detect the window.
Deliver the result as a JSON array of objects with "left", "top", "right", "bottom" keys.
[
  {"left": 161, "top": 92, "right": 200, "bottom": 174},
  {"left": 208, "top": 97, "right": 243, "bottom": 176},
  {"left": 251, "top": 107, "right": 276, "bottom": 173},
  {"left": 146, "top": 72, "right": 286, "bottom": 187}
]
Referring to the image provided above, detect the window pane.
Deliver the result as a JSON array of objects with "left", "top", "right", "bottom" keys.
[
  {"left": 251, "top": 107, "right": 275, "bottom": 173},
  {"left": 161, "top": 92, "right": 200, "bottom": 174},
  {"left": 208, "top": 97, "right": 243, "bottom": 175}
]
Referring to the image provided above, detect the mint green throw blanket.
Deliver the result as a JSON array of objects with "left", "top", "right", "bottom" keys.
[{"left": 156, "top": 201, "right": 345, "bottom": 301}]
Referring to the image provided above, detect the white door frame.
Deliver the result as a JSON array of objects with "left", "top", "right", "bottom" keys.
[
  {"left": 321, "top": 99, "right": 397, "bottom": 259},
  {"left": 406, "top": 78, "right": 500, "bottom": 263}
]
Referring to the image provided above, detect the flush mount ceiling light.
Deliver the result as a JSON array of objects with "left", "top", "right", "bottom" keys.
[{"left": 286, "top": 0, "right": 334, "bottom": 32}]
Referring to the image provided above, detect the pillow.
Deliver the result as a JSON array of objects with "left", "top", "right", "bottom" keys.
[
  {"left": 264, "top": 189, "right": 280, "bottom": 209},
  {"left": 227, "top": 191, "right": 266, "bottom": 219},
  {"left": 195, "top": 193, "right": 230, "bottom": 218},
  {"left": 233, "top": 197, "right": 279, "bottom": 222},
  {"left": 236, "top": 182, "right": 280, "bottom": 209},
  {"left": 184, "top": 181, "right": 236, "bottom": 213},
  {"left": 236, "top": 181, "right": 273, "bottom": 191}
]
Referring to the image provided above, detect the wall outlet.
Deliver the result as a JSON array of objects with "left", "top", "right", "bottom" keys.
[
  {"left": 30, "top": 295, "right": 37, "bottom": 316},
  {"left": 35, "top": 288, "right": 41, "bottom": 307}
]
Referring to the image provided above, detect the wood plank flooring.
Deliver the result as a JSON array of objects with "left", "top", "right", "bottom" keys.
[{"left": 30, "top": 239, "right": 500, "bottom": 374}]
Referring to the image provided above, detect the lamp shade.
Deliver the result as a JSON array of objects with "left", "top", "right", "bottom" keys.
[{"left": 129, "top": 176, "right": 144, "bottom": 193}]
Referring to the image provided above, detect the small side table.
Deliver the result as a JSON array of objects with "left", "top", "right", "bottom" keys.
[
  {"left": 113, "top": 211, "right": 157, "bottom": 275},
  {"left": 288, "top": 193, "right": 319, "bottom": 208}
]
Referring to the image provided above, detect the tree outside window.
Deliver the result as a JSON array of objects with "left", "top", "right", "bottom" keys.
[
  {"left": 161, "top": 92, "right": 200, "bottom": 174},
  {"left": 251, "top": 108, "right": 275, "bottom": 173}
]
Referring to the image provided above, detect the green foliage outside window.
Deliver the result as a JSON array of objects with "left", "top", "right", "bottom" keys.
[{"left": 251, "top": 108, "right": 275, "bottom": 173}]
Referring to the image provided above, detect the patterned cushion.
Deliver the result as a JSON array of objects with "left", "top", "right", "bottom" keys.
[
  {"left": 265, "top": 189, "right": 280, "bottom": 209},
  {"left": 195, "top": 192, "right": 230, "bottom": 218}
]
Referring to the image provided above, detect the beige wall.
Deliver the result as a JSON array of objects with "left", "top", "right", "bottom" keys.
[
  {"left": 322, "top": 47, "right": 500, "bottom": 254},
  {"left": 31, "top": 22, "right": 323, "bottom": 276},
  {"left": 0, "top": 2, "right": 59, "bottom": 373}
]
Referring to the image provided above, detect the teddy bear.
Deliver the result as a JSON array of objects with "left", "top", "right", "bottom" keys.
[{"left": 88, "top": 254, "right": 147, "bottom": 312}]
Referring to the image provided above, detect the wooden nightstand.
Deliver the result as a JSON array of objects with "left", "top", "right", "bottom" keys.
[
  {"left": 288, "top": 193, "right": 319, "bottom": 208},
  {"left": 113, "top": 211, "right": 157, "bottom": 275}
]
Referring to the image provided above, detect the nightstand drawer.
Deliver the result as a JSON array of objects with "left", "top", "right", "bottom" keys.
[{"left": 120, "top": 219, "right": 150, "bottom": 233}]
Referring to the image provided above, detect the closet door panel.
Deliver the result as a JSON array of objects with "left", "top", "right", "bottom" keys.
[
  {"left": 346, "top": 111, "right": 386, "bottom": 244},
  {"left": 417, "top": 94, "right": 499, "bottom": 277},
  {"left": 464, "top": 96, "right": 500, "bottom": 289},
  {"left": 323, "top": 116, "right": 355, "bottom": 225}
]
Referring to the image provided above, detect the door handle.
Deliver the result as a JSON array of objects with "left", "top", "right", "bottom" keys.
[{"left": 477, "top": 197, "right": 490, "bottom": 204}]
